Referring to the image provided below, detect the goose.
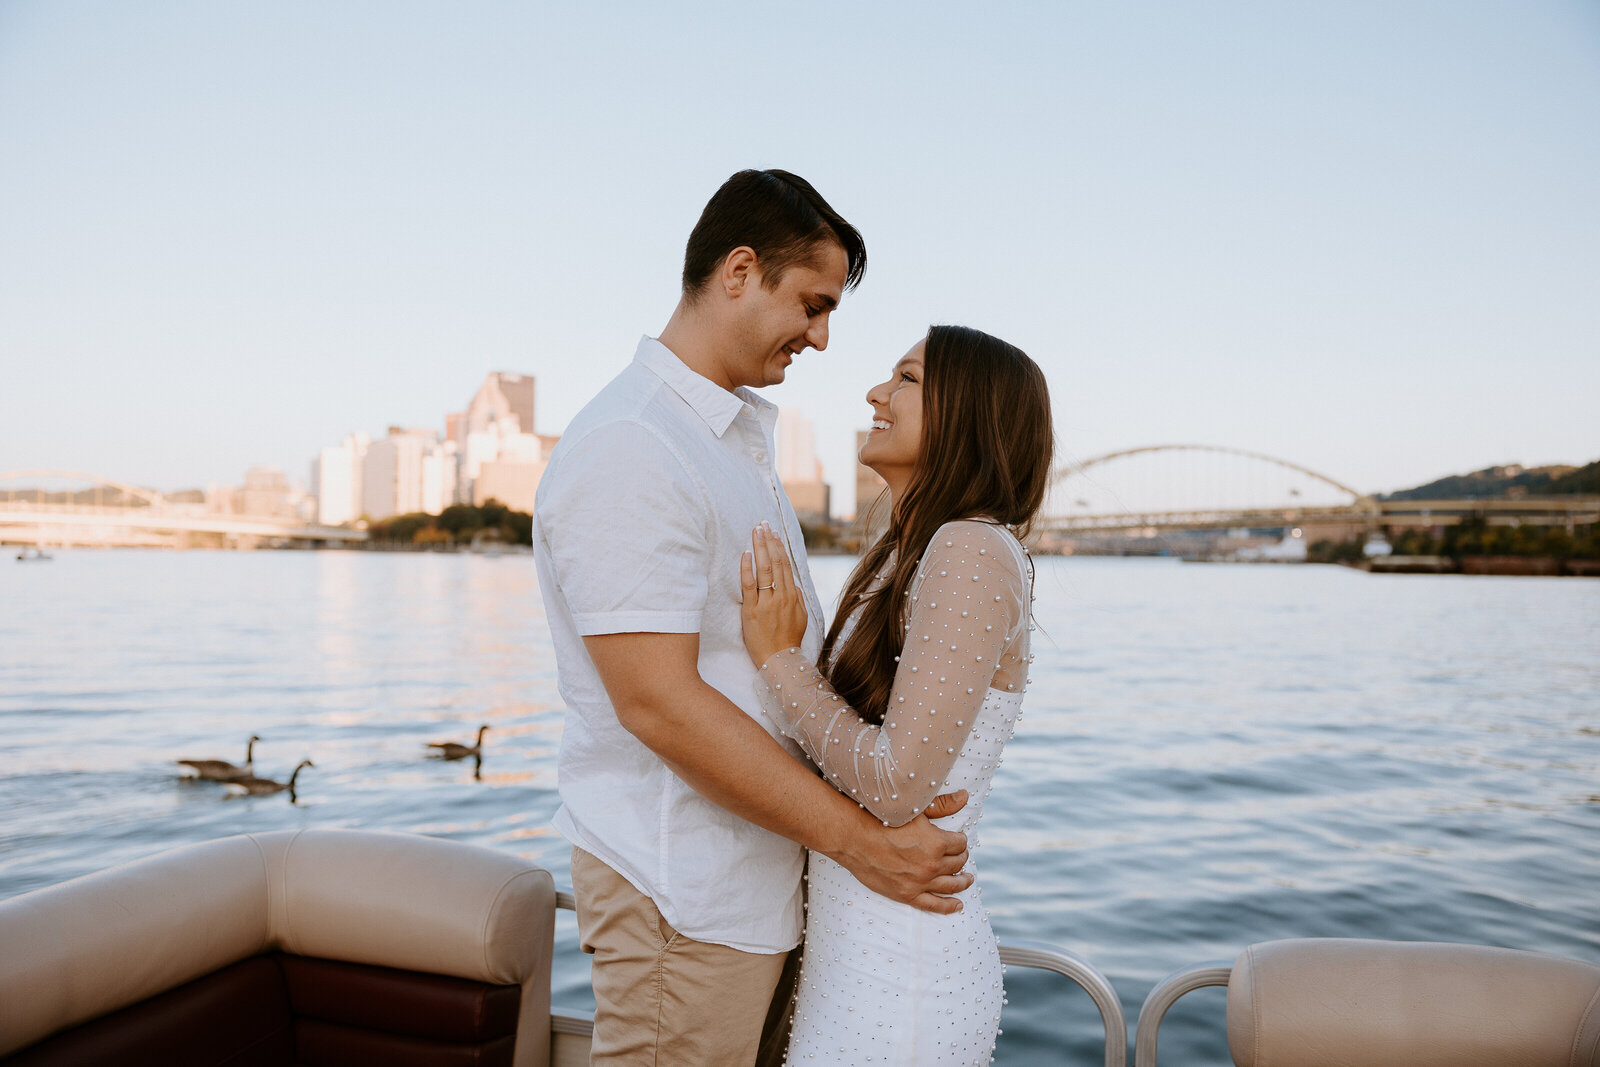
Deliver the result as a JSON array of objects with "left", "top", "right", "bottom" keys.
[
  {"left": 427, "top": 724, "right": 488, "bottom": 761},
  {"left": 227, "top": 759, "right": 314, "bottom": 798},
  {"left": 178, "top": 735, "right": 260, "bottom": 782}
]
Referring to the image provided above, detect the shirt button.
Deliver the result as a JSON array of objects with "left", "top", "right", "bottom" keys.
[{"left": 754, "top": 451, "right": 767, "bottom": 462}]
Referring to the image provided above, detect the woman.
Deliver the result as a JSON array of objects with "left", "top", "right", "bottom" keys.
[{"left": 740, "top": 324, "right": 1053, "bottom": 1066}]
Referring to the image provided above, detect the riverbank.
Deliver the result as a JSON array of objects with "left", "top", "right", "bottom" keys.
[{"left": 1365, "top": 555, "right": 1600, "bottom": 577}]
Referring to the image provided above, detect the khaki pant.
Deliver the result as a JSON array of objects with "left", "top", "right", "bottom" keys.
[{"left": 571, "top": 847, "right": 797, "bottom": 1066}]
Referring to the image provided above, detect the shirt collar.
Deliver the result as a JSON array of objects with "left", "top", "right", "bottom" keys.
[{"left": 634, "top": 335, "right": 776, "bottom": 439}]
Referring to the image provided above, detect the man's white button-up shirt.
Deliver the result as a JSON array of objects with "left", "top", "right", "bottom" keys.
[{"left": 535, "top": 336, "right": 826, "bottom": 953}]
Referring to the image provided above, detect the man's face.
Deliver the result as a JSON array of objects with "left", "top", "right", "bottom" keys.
[{"left": 729, "top": 240, "right": 848, "bottom": 389}]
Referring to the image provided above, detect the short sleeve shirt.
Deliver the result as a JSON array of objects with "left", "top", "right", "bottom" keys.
[{"left": 534, "top": 336, "right": 826, "bottom": 953}]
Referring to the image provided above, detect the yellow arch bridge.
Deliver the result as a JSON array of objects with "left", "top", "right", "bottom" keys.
[{"left": 1042, "top": 445, "right": 1597, "bottom": 535}]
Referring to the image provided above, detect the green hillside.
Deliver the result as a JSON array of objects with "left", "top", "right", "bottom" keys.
[{"left": 1383, "top": 459, "right": 1599, "bottom": 500}]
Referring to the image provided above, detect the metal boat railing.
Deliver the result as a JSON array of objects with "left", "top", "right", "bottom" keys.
[
  {"left": 549, "top": 891, "right": 595, "bottom": 1063},
  {"left": 1132, "top": 959, "right": 1232, "bottom": 1067},
  {"left": 998, "top": 937, "right": 1128, "bottom": 1067}
]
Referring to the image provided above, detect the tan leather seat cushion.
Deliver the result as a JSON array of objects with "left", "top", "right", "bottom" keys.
[
  {"left": 0, "top": 829, "right": 554, "bottom": 1060},
  {"left": 1227, "top": 938, "right": 1600, "bottom": 1067}
]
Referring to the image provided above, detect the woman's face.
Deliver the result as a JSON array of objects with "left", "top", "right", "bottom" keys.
[{"left": 858, "top": 339, "right": 925, "bottom": 495}]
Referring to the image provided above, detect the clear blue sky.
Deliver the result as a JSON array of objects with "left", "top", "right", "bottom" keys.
[{"left": 2, "top": 1, "right": 1596, "bottom": 512}]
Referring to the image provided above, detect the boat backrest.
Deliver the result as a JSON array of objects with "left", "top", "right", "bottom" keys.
[
  {"left": 0, "top": 829, "right": 556, "bottom": 1066},
  {"left": 1226, "top": 938, "right": 1600, "bottom": 1067}
]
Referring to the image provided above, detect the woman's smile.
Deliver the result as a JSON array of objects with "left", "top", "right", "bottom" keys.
[{"left": 858, "top": 340, "right": 925, "bottom": 496}]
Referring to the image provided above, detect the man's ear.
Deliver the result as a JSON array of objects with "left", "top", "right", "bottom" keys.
[{"left": 720, "top": 246, "right": 758, "bottom": 298}]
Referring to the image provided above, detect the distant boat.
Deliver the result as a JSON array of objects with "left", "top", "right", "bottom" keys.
[
  {"left": 470, "top": 530, "right": 507, "bottom": 556},
  {"left": 16, "top": 546, "right": 52, "bottom": 562},
  {"left": 1235, "top": 529, "right": 1308, "bottom": 563}
]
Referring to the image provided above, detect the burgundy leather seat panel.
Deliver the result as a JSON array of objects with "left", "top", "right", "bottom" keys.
[
  {"left": 1, "top": 952, "right": 522, "bottom": 1067},
  {"left": 0, "top": 955, "right": 295, "bottom": 1067},
  {"left": 294, "top": 1019, "right": 515, "bottom": 1067},
  {"left": 279, "top": 955, "right": 521, "bottom": 1043}
]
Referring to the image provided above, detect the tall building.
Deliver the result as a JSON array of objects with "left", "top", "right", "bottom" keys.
[
  {"left": 855, "top": 429, "right": 887, "bottom": 526},
  {"left": 777, "top": 409, "right": 830, "bottom": 521},
  {"left": 463, "top": 373, "right": 535, "bottom": 437},
  {"left": 449, "top": 371, "right": 552, "bottom": 512},
  {"left": 777, "top": 408, "right": 819, "bottom": 483},
  {"left": 312, "top": 433, "right": 369, "bottom": 526},
  {"left": 473, "top": 433, "right": 558, "bottom": 513},
  {"left": 363, "top": 427, "right": 451, "bottom": 521},
  {"left": 238, "top": 466, "right": 296, "bottom": 519},
  {"left": 419, "top": 440, "right": 459, "bottom": 516}
]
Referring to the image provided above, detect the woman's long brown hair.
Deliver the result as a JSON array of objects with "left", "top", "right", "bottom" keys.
[{"left": 818, "top": 325, "right": 1054, "bottom": 724}]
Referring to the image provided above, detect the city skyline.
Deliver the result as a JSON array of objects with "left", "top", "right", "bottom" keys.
[
  {"left": 3, "top": 3, "right": 1597, "bottom": 517},
  {"left": 6, "top": 355, "right": 1596, "bottom": 514}
]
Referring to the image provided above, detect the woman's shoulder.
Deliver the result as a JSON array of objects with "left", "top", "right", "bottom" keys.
[
  {"left": 930, "top": 517, "right": 1021, "bottom": 544},
  {"left": 923, "top": 519, "right": 1027, "bottom": 567}
]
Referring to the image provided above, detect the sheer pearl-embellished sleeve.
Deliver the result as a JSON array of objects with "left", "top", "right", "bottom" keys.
[{"left": 758, "top": 520, "right": 1028, "bottom": 826}]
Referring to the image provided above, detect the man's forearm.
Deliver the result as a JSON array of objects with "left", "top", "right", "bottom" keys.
[
  {"left": 583, "top": 630, "right": 969, "bottom": 911},
  {"left": 619, "top": 674, "right": 870, "bottom": 857}
]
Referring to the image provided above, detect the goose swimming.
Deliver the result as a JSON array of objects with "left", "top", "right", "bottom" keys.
[
  {"left": 227, "top": 759, "right": 314, "bottom": 798},
  {"left": 178, "top": 735, "right": 260, "bottom": 782},
  {"left": 427, "top": 724, "right": 488, "bottom": 761}
]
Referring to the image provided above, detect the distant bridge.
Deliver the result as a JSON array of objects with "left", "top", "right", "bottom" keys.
[
  {"left": 1042, "top": 446, "right": 1599, "bottom": 534},
  {"left": 0, "top": 470, "right": 367, "bottom": 548}
]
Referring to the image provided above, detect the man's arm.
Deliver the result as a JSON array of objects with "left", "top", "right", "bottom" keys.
[{"left": 584, "top": 630, "right": 974, "bottom": 914}]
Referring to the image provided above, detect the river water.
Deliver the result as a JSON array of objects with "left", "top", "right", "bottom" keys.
[{"left": 3, "top": 549, "right": 1597, "bottom": 1064}]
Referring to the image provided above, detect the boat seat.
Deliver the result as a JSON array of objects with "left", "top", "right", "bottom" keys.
[
  {"left": 0, "top": 829, "right": 558, "bottom": 1067},
  {"left": 1135, "top": 937, "right": 1600, "bottom": 1066}
]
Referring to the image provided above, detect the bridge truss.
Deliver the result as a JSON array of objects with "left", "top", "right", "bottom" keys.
[
  {"left": 1040, "top": 446, "right": 1596, "bottom": 535},
  {"left": 1042, "top": 445, "right": 1373, "bottom": 534}
]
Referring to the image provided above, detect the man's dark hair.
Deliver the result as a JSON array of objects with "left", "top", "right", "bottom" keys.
[{"left": 681, "top": 169, "right": 867, "bottom": 300}]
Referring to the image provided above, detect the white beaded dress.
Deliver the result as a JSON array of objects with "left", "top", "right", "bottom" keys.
[{"left": 757, "top": 520, "right": 1033, "bottom": 1067}]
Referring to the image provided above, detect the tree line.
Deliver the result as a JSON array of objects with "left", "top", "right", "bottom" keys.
[
  {"left": 1310, "top": 517, "right": 1598, "bottom": 563},
  {"left": 366, "top": 500, "right": 533, "bottom": 546}
]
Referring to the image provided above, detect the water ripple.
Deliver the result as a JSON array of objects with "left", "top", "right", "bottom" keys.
[{"left": 3, "top": 550, "right": 1596, "bottom": 1065}]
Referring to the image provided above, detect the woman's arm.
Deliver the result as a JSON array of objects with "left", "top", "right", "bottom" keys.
[
  {"left": 743, "top": 520, "right": 1026, "bottom": 826},
  {"left": 583, "top": 629, "right": 975, "bottom": 912}
]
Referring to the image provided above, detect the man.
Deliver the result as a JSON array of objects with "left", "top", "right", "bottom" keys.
[{"left": 534, "top": 169, "right": 972, "bottom": 1065}]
